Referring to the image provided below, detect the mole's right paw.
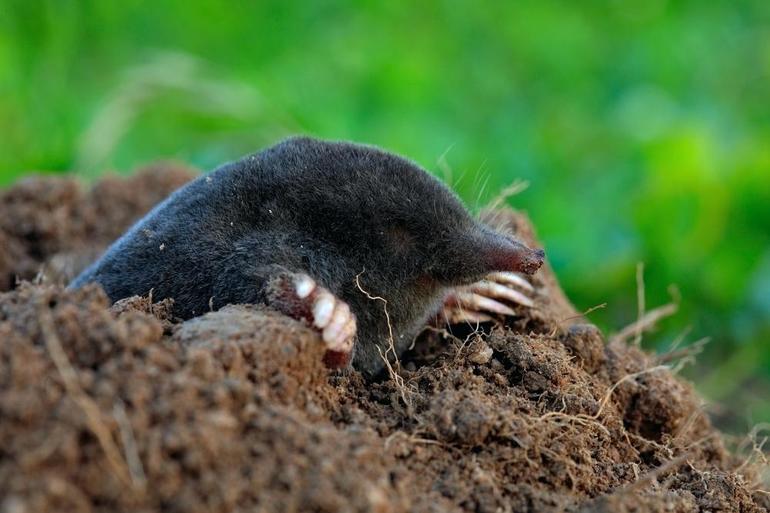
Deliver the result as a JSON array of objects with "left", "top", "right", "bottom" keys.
[
  {"left": 265, "top": 273, "right": 356, "bottom": 369},
  {"left": 439, "top": 271, "right": 536, "bottom": 325}
]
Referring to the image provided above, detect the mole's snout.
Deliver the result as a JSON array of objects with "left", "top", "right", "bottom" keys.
[
  {"left": 519, "top": 247, "right": 546, "bottom": 274},
  {"left": 503, "top": 242, "right": 545, "bottom": 275},
  {"left": 479, "top": 235, "right": 545, "bottom": 276}
]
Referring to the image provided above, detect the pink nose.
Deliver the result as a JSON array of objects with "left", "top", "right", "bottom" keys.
[{"left": 482, "top": 237, "right": 545, "bottom": 275}]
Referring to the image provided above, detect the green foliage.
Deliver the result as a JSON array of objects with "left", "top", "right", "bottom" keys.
[{"left": 1, "top": 0, "right": 769, "bottom": 427}]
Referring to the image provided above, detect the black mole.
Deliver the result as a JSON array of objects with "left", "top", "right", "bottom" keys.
[{"left": 70, "top": 137, "right": 545, "bottom": 376}]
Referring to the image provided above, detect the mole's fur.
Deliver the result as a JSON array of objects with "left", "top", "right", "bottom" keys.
[{"left": 70, "top": 137, "right": 544, "bottom": 376}]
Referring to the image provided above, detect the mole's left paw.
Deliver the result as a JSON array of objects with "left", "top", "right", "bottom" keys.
[
  {"left": 439, "top": 271, "right": 536, "bottom": 326},
  {"left": 265, "top": 273, "right": 356, "bottom": 368}
]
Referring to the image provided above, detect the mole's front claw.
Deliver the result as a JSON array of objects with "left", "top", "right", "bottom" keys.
[
  {"left": 437, "top": 271, "right": 536, "bottom": 327},
  {"left": 440, "top": 300, "right": 495, "bottom": 325},
  {"left": 486, "top": 271, "right": 535, "bottom": 292},
  {"left": 266, "top": 272, "right": 356, "bottom": 368},
  {"left": 313, "top": 293, "right": 356, "bottom": 352},
  {"left": 451, "top": 291, "right": 517, "bottom": 316},
  {"left": 468, "top": 279, "right": 534, "bottom": 308}
]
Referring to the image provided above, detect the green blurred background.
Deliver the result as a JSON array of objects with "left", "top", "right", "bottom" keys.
[{"left": 1, "top": 0, "right": 768, "bottom": 430}]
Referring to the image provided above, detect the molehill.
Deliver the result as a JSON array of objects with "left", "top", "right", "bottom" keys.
[{"left": 0, "top": 165, "right": 767, "bottom": 513}]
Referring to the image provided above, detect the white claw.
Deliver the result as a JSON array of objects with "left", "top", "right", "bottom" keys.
[
  {"left": 438, "top": 270, "right": 535, "bottom": 328},
  {"left": 487, "top": 271, "right": 535, "bottom": 292},
  {"left": 337, "top": 317, "right": 357, "bottom": 351},
  {"left": 445, "top": 309, "right": 494, "bottom": 325},
  {"left": 323, "top": 303, "right": 350, "bottom": 347},
  {"left": 455, "top": 292, "right": 517, "bottom": 316},
  {"left": 312, "top": 292, "right": 335, "bottom": 328},
  {"left": 295, "top": 275, "right": 316, "bottom": 298},
  {"left": 470, "top": 280, "right": 535, "bottom": 308}
]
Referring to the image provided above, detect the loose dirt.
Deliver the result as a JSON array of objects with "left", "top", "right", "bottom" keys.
[{"left": 0, "top": 166, "right": 767, "bottom": 512}]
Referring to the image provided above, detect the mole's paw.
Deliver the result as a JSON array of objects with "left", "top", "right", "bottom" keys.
[
  {"left": 439, "top": 271, "right": 536, "bottom": 326},
  {"left": 266, "top": 273, "right": 356, "bottom": 369}
]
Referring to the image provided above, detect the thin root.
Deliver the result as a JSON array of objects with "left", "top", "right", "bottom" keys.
[
  {"left": 355, "top": 271, "right": 413, "bottom": 408},
  {"left": 612, "top": 303, "right": 679, "bottom": 345},
  {"left": 536, "top": 365, "right": 671, "bottom": 437}
]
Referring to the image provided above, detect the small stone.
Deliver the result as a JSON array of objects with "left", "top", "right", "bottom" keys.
[{"left": 469, "top": 340, "right": 494, "bottom": 365}]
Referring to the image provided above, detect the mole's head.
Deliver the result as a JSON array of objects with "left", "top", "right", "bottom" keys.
[
  {"left": 264, "top": 137, "right": 545, "bottom": 290},
  {"left": 246, "top": 137, "right": 546, "bottom": 376}
]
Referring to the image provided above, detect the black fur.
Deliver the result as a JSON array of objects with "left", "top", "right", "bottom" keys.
[{"left": 71, "top": 137, "right": 540, "bottom": 376}]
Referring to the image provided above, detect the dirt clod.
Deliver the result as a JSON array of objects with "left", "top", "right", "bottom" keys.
[{"left": 0, "top": 169, "right": 766, "bottom": 512}]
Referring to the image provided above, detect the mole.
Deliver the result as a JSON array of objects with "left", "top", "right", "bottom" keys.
[{"left": 69, "top": 136, "right": 545, "bottom": 376}]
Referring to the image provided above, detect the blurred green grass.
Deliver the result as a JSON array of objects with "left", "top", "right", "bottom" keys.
[{"left": 1, "top": 0, "right": 769, "bottom": 429}]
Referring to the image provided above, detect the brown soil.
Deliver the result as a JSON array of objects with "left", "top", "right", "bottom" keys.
[{"left": 1, "top": 167, "right": 768, "bottom": 513}]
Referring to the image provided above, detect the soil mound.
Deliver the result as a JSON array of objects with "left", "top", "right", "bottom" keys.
[
  {"left": 0, "top": 163, "right": 195, "bottom": 290},
  {"left": 0, "top": 168, "right": 767, "bottom": 512}
]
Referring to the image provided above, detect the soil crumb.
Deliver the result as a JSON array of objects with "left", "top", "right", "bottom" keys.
[{"left": 0, "top": 168, "right": 767, "bottom": 513}]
